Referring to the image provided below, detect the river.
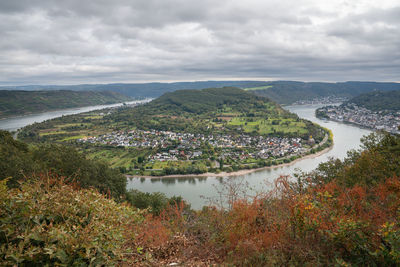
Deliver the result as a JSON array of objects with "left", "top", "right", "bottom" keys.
[
  {"left": 0, "top": 100, "right": 151, "bottom": 132},
  {"left": 0, "top": 103, "right": 372, "bottom": 209},
  {"left": 127, "top": 104, "right": 372, "bottom": 209}
]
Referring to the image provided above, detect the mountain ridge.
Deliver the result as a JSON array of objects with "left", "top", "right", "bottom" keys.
[
  {"left": 0, "top": 90, "right": 132, "bottom": 119},
  {"left": 3, "top": 81, "right": 400, "bottom": 104}
]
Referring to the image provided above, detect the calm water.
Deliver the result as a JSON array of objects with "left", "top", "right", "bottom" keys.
[
  {"left": 0, "top": 100, "right": 150, "bottom": 132},
  {"left": 127, "top": 104, "right": 372, "bottom": 209}
]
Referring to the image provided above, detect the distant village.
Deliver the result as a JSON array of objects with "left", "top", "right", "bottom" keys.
[
  {"left": 78, "top": 129, "right": 311, "bottom": 162},
  {"left": 317, "top": 104, "right": 400, "bottom": 134},
  {"left": 293, "top": 96, "right": 349, "bottom": 105}
]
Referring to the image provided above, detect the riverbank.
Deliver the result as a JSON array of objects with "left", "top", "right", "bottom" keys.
[
  {"left": 0, "top": 99, "right": 151, "bottom": 132},
  {"left": 317, "top": 115, "right": 381, "bottom": 133},
  {"left": 127, "top": 143, "right": 333, "bottom": 179}
]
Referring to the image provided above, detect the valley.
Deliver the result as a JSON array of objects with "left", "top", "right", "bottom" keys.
[{"left": 18, "top": 87, "right": 332, "bottom": 176}]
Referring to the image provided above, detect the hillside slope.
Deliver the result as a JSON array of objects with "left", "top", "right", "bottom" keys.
[
  {"left": 248, "top": 81, "right": 400, "bottom": 104},
  {"left": 345, "top": 90, "right": 400, "bottom": 111},
  {"left": 108, "top": 87, "right": 325, "bottom": 139},
  {"left": 3, "top": 81, "right": 400, "bottom": 104},
  {"left": 19, "top": 87, "right": 326, "bottom": 141},
  {"left": 0, "top": 90, "right": 132, "bottom": 118},
  {"left": 18, "top": 87, "right": 330, "bottom": 176},
  {"left": 1, "top": 81, "right": 268, "bottom": 99}
]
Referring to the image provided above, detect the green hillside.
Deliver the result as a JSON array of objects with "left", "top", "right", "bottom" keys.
[
  {"left": 248, "top": 81, "right": 400, "bottom": 104},
  {"left": 345, "top": 90, "right": 400, "bottom": 111},
  {"left": 18, "top": 87, "right": 330, "bottom": 176},
  {"left": 1, "top": 81, "right": 268, "bottom": 99},
  {"left": 4, "top": 81, "right": 400, "bottom": 104},
  {"left": 108, "top": 87, "right": 323, "bottom": 138},
  {"left": 0, "top": 90, "right": 132, "bottom": 119},
  {"left": 123, "top": 87, "right": 272, "bottom": 115}
]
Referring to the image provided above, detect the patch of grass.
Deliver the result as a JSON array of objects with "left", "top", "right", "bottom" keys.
[
  {"left": 60, "top": 135, "right": 86, "bottom": 141},
  {"left": 228, "top": 117, "right": 309, "bottom": 135},
  {"left": 56, "top": 123, "right": 83, "bottom": 128},
  {"left": 244, "top": 85, "right": 273, "bottom": 91},
  {"left": 39, "top": 130, "right": 67, "bottom": 136},
  {"left": 83, "top": 115, "right": 103, "bottom": 119}
]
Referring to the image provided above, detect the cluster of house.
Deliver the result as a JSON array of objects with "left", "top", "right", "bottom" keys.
[
  {"left": 78, "top": 129, "right": 307, "bottom": 161},
  {"left": 318, "top": 104, "right": 400, "bottom": 134},
  {"left": 293, "top": 96, "right": 349, "bottom": 105}
]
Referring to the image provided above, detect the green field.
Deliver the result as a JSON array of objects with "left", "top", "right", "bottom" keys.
[
  {"left": 228, "top": 117, "right": 308, "bottom": 135},
  {"left": 244, "top": 85, "right": 273, "bottom": 91}
]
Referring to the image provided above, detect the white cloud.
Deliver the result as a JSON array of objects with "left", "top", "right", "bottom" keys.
[{"left": 0, "top": 0, "right": 399, "bottom": 84}]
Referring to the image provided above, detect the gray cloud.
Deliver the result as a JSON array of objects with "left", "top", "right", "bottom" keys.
[{"left": 0, "top": 0, "right": 399, "bottom": 85}]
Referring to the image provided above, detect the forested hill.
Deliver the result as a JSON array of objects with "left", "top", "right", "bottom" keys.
[
  {"left": 107, "top": 87, "right": 326, "bottom": 140},
  {"left": 110, "top": 87, "right": 281, "bottom": 120},
  {"left": 248, "top": 81, "right": 400, "bottom": 104},
  {"left": 0, "top": 90, "right": 132, "bottom": 119},
  {"left": 139, "top": 87, "right": 275, "bottom": 115},
  {"left": 344, "top": 90, "right": 400, "bottom": 111},
  {"left": 1, "top": 81, "right": 267, "bottom": 99},
  {"left": 3, "top": 81, "right": 400, "bottom": 104}
]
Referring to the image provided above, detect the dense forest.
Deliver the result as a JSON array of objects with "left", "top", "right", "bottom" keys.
[
  {"left": 0, "top": 81, "right": 267, "bottom": 99},
  {"left": 2, "top": 129, "right": 400, "bottom": 265},
  {"left": 345, "top": 90, "right": 400, "bottom": 111},
  {"left": 250, "top": 81, "right": 400, "bottom": 104},
  {"left": 0, "top": 90, "right": 132, "bottom": 119},
  {"left": 3, "top": 81, "right": 400, "bottom": 104}
]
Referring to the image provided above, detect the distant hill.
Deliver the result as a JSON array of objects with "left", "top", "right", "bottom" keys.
[
  {"left": 344, "top": 90, "right": 400, "bottom": 112},
  {"left": 3, "top": 81, "right": 400, "bottom": 105},
  {"left": 0, "top": 81, "right": 268, "bottom": 99},
  {"left": 0, "top": 90, "right": 132, "bottom": 119},
  {"left": 248, "top": 81, "right": 400, "bottom": 104}
]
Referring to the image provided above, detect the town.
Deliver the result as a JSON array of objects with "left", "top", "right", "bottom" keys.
[
  {"left": 292, "top": 96, "right": 349, "bottom": 105},
  {"left": 317, "top": 104, "right": 400, "bottom": 134},
  {"left": 78, "top": 129, "right": 310, "bottom": 162}
]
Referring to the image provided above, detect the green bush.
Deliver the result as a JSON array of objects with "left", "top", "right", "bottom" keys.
[
  {"left": 126, "top": 189, "right": 187, "bottom": 215},
  {"left": 0, "top": 176, "right": 144, "bottom": 266},
  {"left": 0, "top": 130, "right": 127, "bottom": 199}
]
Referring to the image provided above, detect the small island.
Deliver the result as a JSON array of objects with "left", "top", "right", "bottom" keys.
[{"left": 19, "top": 87, "right": 332, "bottom": 176}]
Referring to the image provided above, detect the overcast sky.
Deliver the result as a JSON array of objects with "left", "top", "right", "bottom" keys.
[{"left": 0, "top": 0, "right": 399, "bottom": 85}]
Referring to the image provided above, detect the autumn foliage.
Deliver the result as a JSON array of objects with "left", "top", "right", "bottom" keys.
[
  {"left": 0, "top": 174, "right": 145, "bottom": 266},
  {"left": 1, "top": 132, "right": 400, "bottom": 266},
  {"left": 130, "top": 133, "right": 400, "bottom": 266}
]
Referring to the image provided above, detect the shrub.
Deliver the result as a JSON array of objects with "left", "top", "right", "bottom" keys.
[
  {"left": 126, "top": 189, "right": 187, "bottom": 216},
  {"left": 0, "top": 174, "right": 144, "bottom": 266}
]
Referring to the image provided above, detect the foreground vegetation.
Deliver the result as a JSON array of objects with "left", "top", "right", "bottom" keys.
[
  {"left": 2, "top": 129, "right": 400, "bottom": 265},
  {"left": 0, "top": 90, "right": 132, "bottom": 119}
]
